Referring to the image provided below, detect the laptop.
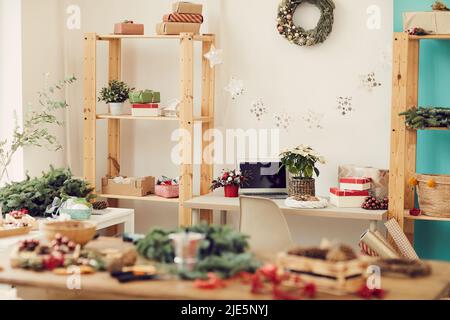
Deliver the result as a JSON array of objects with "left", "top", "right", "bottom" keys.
[{"left": 238, "top": 160, "right": 288, "bottom": 199}]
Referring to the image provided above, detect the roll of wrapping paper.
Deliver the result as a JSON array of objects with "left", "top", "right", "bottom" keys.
[
  {"left": 385, "top": 219, "right": 419, "bottom": 260},
  {"left": 163, "top": 13, "right": 204, "bottom": 24},
  {"left": 360, "top": 230, "right": 400, "bottom": 258}
]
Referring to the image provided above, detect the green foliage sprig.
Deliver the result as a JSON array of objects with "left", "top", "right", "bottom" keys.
[
  {"left": 137, "top": 224, "right": 261, "bottom": 279},
  {"left": 0, "top": 76, "right": 76, "bottom": 182},
  {"left": 400, "top": 107, "right": 450, "bottom": 130},
  {"left": 0, "top": 166, "right": 94, "bottom": 217},
  {"left": 98, "top": 80, "right": 133, "bottom": 103}
]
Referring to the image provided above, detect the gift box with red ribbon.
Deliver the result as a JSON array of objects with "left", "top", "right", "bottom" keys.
[
  {"left": 330, "top": 188, "right": 369, "bottom": 208},
  {"left": 131, "top": 103, "right": 160, "bottom": 117},
  {"left": 339, "top": 177, "right": 372, "bottom": 191}
]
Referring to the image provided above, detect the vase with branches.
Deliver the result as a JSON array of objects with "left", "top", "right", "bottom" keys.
[{"left": 0, "top": 75, "right": 76, "bottom": 183}]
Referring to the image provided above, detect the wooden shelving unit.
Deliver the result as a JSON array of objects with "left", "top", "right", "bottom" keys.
[
  {"left": 83, "top": 32, "right": 216, "bottom": 226},
  {"left": 389, "top": 32, "right": 449, "bottom": 242}
]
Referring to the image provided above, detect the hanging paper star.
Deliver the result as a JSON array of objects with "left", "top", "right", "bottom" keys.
[
  {"left": 204, "top": 45, "right": 223, "bottom": 68},
  {"left": 250, "top": 98, "right": 268, "bottom": 121},
  {"left": 224, "top": 77, "right": 244, "bottom": 100},
  {"left": 302, "top": 109, "right": 324, "bottom": 130}
]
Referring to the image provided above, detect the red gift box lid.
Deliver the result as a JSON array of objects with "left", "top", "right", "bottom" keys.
[
  {"left": 132, "top": 103, "right": 159, "bottom": 109},
  {"left": 330, "top": 187, "right": 369, "bottom": 197},
  {"left": 339, "top": 177, "right": 372, "bottom": 184}
]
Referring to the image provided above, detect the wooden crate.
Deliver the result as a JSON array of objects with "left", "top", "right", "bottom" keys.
[
  {"left": 102, "top": 176, "right": 155, "bottom": 197},
  {"left": 277, "top": 252, "right": 368, "bottom": 295}
]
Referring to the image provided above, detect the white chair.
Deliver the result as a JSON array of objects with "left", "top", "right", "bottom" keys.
[{"left": 239, "top": 196, "right": 294, "bottom": 258}]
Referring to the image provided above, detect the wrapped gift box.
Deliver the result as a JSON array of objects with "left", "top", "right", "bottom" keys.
[
  {"left": 163, "top": 13, "right": 203, "bottom": 24},
  {"left": 156, "top": 22, "right": 201, "bottom": 35},
  {"left": 172, "top": 2, "right": 203, "bottom": 14},
  {"left": 404, "top": 12, "right": 450, "bottom": 34},
  {"left": 102, "top": 176, "right": 155, "bottom": 197},
  {"left": 339, "top": 177, "right": 372, "bottom": 191},
  {"left": 114, "top": 22, "right": 144, "bottom": 35},
  {"left": 330, "top": 188, "right": 369, "bottom": 208},
  {"left": 338, "top": 165, "right": 389, "bottom": 198},
  {"left": 129, "top": 91, "right": 160, "bottom": 104},
  {"left": 131, "top": 104, "right": 160, "bottom": 117}
]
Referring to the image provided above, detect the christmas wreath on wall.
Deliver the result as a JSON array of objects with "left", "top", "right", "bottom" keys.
[{"left": 277, "top": 0, "right": 335, "bottom": 47}]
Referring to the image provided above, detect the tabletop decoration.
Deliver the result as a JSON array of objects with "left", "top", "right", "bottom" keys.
[
  {"left": 280, "top": 145, "right": 325, "bottom": 197},
  {"left": 210, "top": 169, "right": 247, "bottom": 198},
  {"left": 284, "top": 195, "right": 328, "bottom": 209},
  {"left": 137, "top": 224, "right": 261, "bottom": 280},
  {"left": 277, "top": 0, "right": 335, "bottom": 47}
]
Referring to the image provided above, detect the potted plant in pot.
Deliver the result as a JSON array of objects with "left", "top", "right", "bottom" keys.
[
  {"left": 210, "top": 169, "right": 247, "bottom": 198},
  {"left": 98, "top": 80, "right": 133, "bottom": 115},
  {"left": 280, "top": 145, "right": 325, "bottom": 197}
]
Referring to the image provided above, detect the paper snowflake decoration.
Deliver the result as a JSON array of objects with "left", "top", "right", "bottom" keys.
[
  {"left": 302, "top": 109, "right": 324, "bottom": 129},
  {"left": 273, "top": 112, "right": 292, "bottom": 130},
  {"left": 360, "top": 72, "right": 382, "bottom": 92},
  {"left": 224, "top": 77, "right": 244, "bottom": 100},
  {"left": 250, "top": 99, "right": 267, "bottom": 121},
  {"left": 337, "top": 96, "right": 353, "bottom": 116},
  {"left": 203, "top": 45, "right": 223, "bottom": 68}
]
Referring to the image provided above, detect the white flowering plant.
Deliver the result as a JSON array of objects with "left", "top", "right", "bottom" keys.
[
  {"left": 210, "top": 169, "right": 247, "bottom": 191},
  {"left": 279, "top": 145, "right": 325, "bottom": 179}
]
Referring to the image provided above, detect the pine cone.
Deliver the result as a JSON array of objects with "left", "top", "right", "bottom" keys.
[
  {"left": 92, "top": 200, "right": 108, "bottom": 210},
  {"left": 432, "top": 1, "right": 450, "bottom": 11}
]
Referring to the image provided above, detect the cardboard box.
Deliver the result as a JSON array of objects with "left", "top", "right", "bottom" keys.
[
  {"left": 330, "top": 188, "right": 369, "bottom": 208},
  {"left": 156, "top": 22, "right": 201, "bottom": 35},
  {"left": 404, "top": 12, "right": 450, "bottom": 34},
  {"left": 339, "top": 177, "right": 372, "bottom": 191},
  {"left": 114, "top": 22, "right": 144, "bottom": 35},
  {"left": 172, "top": 2, "right": 203, "bottom": 14},
  {"left": 102, "top": 176, "right": 155, "bottom": 197}
]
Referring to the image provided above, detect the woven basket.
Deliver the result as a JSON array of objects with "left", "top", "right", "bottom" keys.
[
  {"left": 416, "top": 174, "right": 450, "bottom": 218},
  {"left": 288, "top": 178, "right": 315, "bottom": 197}
]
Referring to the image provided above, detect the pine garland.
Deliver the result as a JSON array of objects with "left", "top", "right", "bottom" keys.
[
  {"left": 277, "top": 0, "right": 335, "bottom": 47},
  {"left": 400, "top": 107, "right": 450, "bottom": 130}
]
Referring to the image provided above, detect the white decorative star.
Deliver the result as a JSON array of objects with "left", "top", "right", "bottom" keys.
[
  {"left": 204, "top": 45, "right": 223, "bottom": 68},
  {"left": 224, "top": 77, "right": 244, "bottom": 100}
]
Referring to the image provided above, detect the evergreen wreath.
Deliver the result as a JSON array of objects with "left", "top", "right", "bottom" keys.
[{"left": 277, "top": 0, "right": 335, "bottom": 47}]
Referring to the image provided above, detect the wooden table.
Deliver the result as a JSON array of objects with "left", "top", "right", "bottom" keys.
[
  {"left": 185, "top": 193, "right": 387, "bottom": 229},
  {"left": 0, "top": 244, "right": 448, "bottom": 300}
]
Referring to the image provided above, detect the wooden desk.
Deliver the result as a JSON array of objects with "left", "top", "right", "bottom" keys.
[{"left": 184, "top": 194, "right": 387, "bottom": 229}]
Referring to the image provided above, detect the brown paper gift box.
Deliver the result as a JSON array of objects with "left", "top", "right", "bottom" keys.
[
  {"left": 172, "top": 2, "right": 203, "bottom": 15},
  {"left": 114, "top": 22, "right": 144, "bottom": 35},
  {"left": 156, "top": 22, "right": 201, "bottom": 35},
  {"left": 403, "top": 12, "right": 450, "bottom": 34},
  {"left": 338, "top": 165, "right": 389, "bottom": 198},
  {"left": 102, "top": 176, "right": 155, "bottom": 197}
]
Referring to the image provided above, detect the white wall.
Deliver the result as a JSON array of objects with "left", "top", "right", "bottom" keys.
[
  {"left": 23, "top": 0, "right": 393, "bottom": 246},
  {"left": 0, "top": 0, "right": 24, "bottom": 184},
  {"left": 21, "top": 0, "right": 67, "bottom": 177}
]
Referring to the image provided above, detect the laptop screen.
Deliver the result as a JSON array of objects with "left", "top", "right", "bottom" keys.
[{"left": 239, "top": 162, "right": 286, "bottom": 190}]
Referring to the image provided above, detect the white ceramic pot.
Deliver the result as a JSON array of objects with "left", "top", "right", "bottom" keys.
[{"left": 109, "top": 102, "right": 124, "bottom": 115}]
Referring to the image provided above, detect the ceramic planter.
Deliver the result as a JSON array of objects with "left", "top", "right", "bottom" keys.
[{"left": 109, "top": 102, "right": 124, "bottom": 115}]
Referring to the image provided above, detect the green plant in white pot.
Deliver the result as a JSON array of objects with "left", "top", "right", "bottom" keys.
[
  {"left": 98, "top": 80, "right": 133, "bottom": 115},
  {"left": 280, "top": 145, "right": 325, "bottom": 197}
]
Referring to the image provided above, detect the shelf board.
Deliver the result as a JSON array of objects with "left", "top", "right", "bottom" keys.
[
  {"left": 404, "top": 211, "right": 450, "bottom": 222},
  {"left": 97, "top": 34, "right": 213, "bottom": 42},
  {"left": 96, "top": 114, "right": 211, "bottom": 122},
  {"left": 409, "top": 34, "right": 450, "bottom": 40},
  {"left": 98, "top": 193, "right": 179, "bottom": 203}
]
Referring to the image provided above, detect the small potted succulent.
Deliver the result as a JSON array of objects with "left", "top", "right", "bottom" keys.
[
  {"left": 280, "top": 145, "right": 325, "bottom": 197},
  {"left": 210, "top": 169, "right": 247, "bottom": 198},
  {"left": 98, "top": 80, "right": 133, "bottom": 115}
]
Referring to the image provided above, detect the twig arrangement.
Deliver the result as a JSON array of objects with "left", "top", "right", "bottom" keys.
[{"left": 400, "top": 107, "right": 450, "bottom": 129}]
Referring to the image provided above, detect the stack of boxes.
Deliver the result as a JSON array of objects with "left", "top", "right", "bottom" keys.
[
  {"left": 129, "top": 90, "right": 161, "bottom": 117},
  {"left": 156, "top": 2, "right": 204, "bottom": 35},
  {"left": 330, "top": 177, "right": 372, "bottom": 208}
]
